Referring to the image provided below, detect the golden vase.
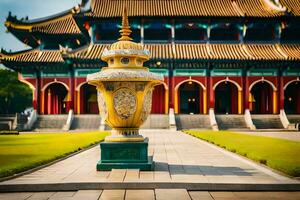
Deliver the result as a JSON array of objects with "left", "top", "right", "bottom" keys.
[{"left": 87, "top": 7, "right": 163, "bottom": 142}]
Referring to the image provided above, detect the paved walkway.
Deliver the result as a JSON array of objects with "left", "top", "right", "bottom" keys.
[
  {"left": 0, "top": 189, "right": 300, "bottom": 200},
  {"left": 238, "top": 131, "right": 300, "bottom": 142},
  {"left": 0, "top": 130, "right": 299, "bottom": 192}
]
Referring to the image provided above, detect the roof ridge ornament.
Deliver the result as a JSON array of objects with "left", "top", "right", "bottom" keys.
[{"left": 118, "top": 6, "right": 132, "bottom": 41}]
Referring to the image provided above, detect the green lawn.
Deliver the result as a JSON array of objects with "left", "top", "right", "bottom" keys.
[
  {"left": 0, "top": 131, "right": 110, "bottom": 178},
  {"left": 184, "top": 130, "right": 300, "bottom": 177}
]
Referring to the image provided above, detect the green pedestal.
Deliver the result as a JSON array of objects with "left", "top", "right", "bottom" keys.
[{"left": 97, "top": 137, "right": 153, "bottom": 171}]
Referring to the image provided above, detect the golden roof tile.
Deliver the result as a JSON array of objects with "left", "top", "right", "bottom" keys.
[
  {"left": 280, "top": 0, "right": 300, "bottom": 16},
  {"left": 279, "top": 45, "right": 300, "bottom": 60},
  {"left": 32, "top": 14, "right": 82, "bottom": 34},
  {"left": 2, "top": 44, "right": 300, "bottom": 64},
  {"left": 88, "top": 0, "right": 286, "bottom": 17},
  {"left": 0, "top": 49, "right": 64, "bottom": 63},
  {"left": 234, "top": 0, "right": 284, "bottom": 17}
]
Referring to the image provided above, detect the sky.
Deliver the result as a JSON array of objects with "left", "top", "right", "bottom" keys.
[
  {"left": 0, "top": 0, "right": 82, "bottom": 52},
  {"left": 0, "top": 0, "right": 82, "bottom": 69}
]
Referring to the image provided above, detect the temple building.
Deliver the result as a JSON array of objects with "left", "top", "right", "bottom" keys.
[{"left": 1, "top": 0, "right": 300, "bottom": 130}]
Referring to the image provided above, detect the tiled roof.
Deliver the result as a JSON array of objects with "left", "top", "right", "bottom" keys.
[
  {"left": 2, "top": 44, "right": 300, "bottom": 65},
  {"left": 145, "top": 44, "right": 174, "bottom": 59},
  {"left": 87, "top": 0, "right": 286, "bottom": 18},
  {"left": 5, "top": 10, "right": 82, "bottom": 35},
  {"left": 31, "top": 15, "right": 82, "bottom": 34},
  {"left": 243, "top": 44, "right": 285, "bottom": 60},
  {"left": 234, "top": 0, "right": 284, "bottom": 17},
  {"left": 0, "top": 49, "right": 64, "bottom": 63},
  {"left": 280, "top": 0, "right": 300, "bottom": 16},
  {"left": 65, "top": 43, "right": 300, "bottom": 61},
  {"left": 279, "top": 45, "right": 300, "bottom": 59},
  {"left": 65, "top": 44, "right": 110, "bottom": 60}
]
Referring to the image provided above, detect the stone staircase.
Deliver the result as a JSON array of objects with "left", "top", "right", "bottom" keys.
[
  {"left": 287, "top": 115, "right": 300, "bottom": 130},
  {"left": 71, "top": 115, "right": 102, "bottom": 130},
  {"left": 16, "top": 113, "right": 28, "bottom": 130},
  {"left": 34, "top": 115, "right": 68, "bottom": 131},
  {"left": 0, "top": 115, "right": 15, "bottom": 130},
  {"left": 141, "top": 114, "right": 169, "bottom": 129},
  {"left": 175, "top": 114, "right": 211, "bottom": 130},
  {"left": 215, "top": 114, "right": 248, "bottom": 130},
  {"left": 251, "top": 115, "right": 284, "bottom": 129},
  {"left": 287, "top": 115, "right": 300, "bottom": 124}
]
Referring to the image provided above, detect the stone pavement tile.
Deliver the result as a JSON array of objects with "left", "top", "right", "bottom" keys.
[
  {"left": 139, "top": 171, "right": 154, "bottom": 181},
  {"left": 198, "top": 166, "right": 221, "bottom": 176},
  {"left": 124, "top": 169, "right": 140, "bottom": 182},
  {"left": 99, "top": 190, "right": 125, "bottom": 200},
  {"left": 125, "top": 190, "right": 154, "bottom": 200},
  {"left": 107, "top": 169, "right": 127, "bottom": 182},
  {"left": 234, "top": 192, "right": 300, "bottom": 200},
  {"left": 170, "top": 174, "right": 189, "bottom": 181},
  {"left": 155, "top": 162, "right": 169, "bottom": 171},
  {"left": 148, "top": 147, "right": 154, "bottom": 156},
  {"left": 90, "top": 171, "right": 110, "bottom": 179},
  {"left": 169, "top": 164, "right": 185, "bottom": 173},
  {"left": 183, "top": 164, "right": 203, "bottom": 175},
  {"left": 184, "top": 174, "right": 209, "bottom": 183},
  {"left": 210, "top": 192, "right": 237, "bottom": 199},
  {"left": 27, "top": 192, "right": 55, "bottom": 200},
  {"left": 0, "top": 192, "right": 33, "bottom": 200},
  {"left": 189, "top": 191, "right": 213, "bottom": 200},
  {"left": 155, "top": 189, "right": 191, "bottom": 200},
  {"left": 154, "top": 171, "right": 171, "bottom": 182},
  {"left": 207, "top": 175, "right": 246, "bottom": 184},
  {"left": 272, "top": 192, "right": 300, "bottom": 200},
  {"left": 49, "top": 191, "right": 76, "bottom": 200},
  {"left": 70, "top": 190, "right": 102, "bottom": 200}
]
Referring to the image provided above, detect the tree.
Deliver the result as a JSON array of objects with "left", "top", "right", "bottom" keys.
[{"left": 0, "top": 69, "right": 32, "bottom": 114}]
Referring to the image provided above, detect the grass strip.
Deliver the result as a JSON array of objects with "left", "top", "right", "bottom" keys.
[
  {"left": 184, "top": 130, "right": 300, "bottom": 177},
  {"left": 0, "top": 131, "right": 110, "bottom": 178}
]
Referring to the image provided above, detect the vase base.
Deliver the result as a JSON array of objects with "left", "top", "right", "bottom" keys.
[
  {"left": 105, "top": 134, "right": 144, "bottom": 142},
  {"left": 97, "top": 137, "right": 153, "bottom": 171}
]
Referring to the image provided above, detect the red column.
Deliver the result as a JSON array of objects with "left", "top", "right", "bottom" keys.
[
  {"left": 70, "top": 76, "right": 74, "bottom": 110},
  {"left": 170, "top": 76, "right": 174, "bottom": 109},
  {"left": 47, "top": 89, "right": 52, "bottom": 114},
  {"left": 205, "top": 76, "right": 209, "bottom": 112},
  {"left": 74, "top": 91, "right": 78, "bottom": 114},
  {"left": 231, "top": 85, "right": 238, "bottom": 114},
  {"left": 209, "top": 76, "right": 214, "bottom": 108},
  {"left": 32, "top": 78, "right": 38, "bottom": 110},
  {"left": 279, "top": 76, "right": 284, "bottom": 110},
  {"left": 199, "top": 87, "right": 203, "bottom": 114},
  {"left": 40, "top": 90, "right": 44, "bottom": 114},
  {"left": 80, "top": 88, "right": 84, "bottom": 114},
  {"left": 262, "top": 87, "right": 266, "bottom": 113},
  {"left": 178, "top": 88, "right": 180, "bottom": 113},
  {"left": 245, "top": 76, "right": 249, "bottom": 110},
  {"left": 55, "top": 95, "right": 58, "bottom": 114}
]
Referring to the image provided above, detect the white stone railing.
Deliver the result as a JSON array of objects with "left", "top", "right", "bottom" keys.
[
  {"left": 244, "top": 109, "right": 256, "bottom": 130},
  {"left": 279, "top": 109, "right": 290, "bottom": 129},
  {"left": 63, "top": 109, "right": 74, "bottom": 131},
  {"left": 209, "top": 108, "right": 219, "bottom": 131},
  {"left": 24, "top": 109, "right": 37, "bottom": 130},
  {"left": 169, "top": 108, "right": 177, "bottom": 130}
]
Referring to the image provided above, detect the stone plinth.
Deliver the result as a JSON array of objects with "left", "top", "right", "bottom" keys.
[{"left": 97, "top": 138, "right": 153, "bottom": 171}]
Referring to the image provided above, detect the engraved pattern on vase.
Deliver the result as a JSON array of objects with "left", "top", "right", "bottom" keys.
[
  {"left": 113, "top": 88, "right": 137, "bottom": 119},
  {"left": 141, "top": 89, "right": 153, "bottom": 122},
  {"left": 97, "top": 91, "right": 108, "bottom": 120}
]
